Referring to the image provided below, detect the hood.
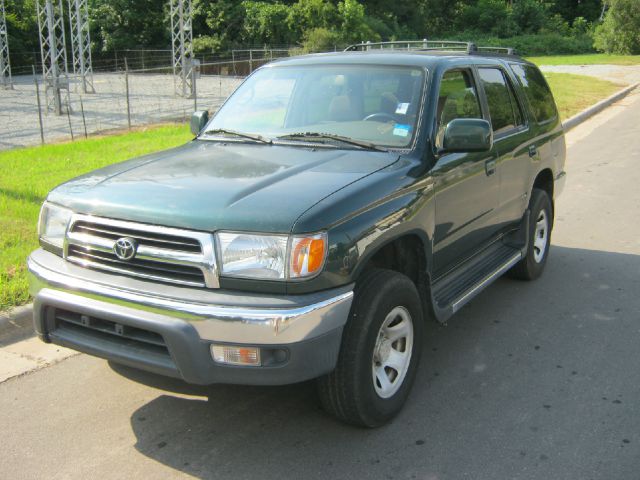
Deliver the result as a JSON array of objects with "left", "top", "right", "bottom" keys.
[{"left": 48, "top": 140, "right": 400, "bottom": 233}]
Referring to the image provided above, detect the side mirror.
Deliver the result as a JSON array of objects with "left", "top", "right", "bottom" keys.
[
  {"left": 190, "top": 110, "right": 209, "bottom": 136},
  {"left": 439, "top": 118, "right": 493, "bottom": 153}
]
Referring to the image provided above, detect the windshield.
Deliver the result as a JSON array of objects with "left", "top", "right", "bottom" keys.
[{"left": 204, "top": 64, "right": 426, "bottom": 149}]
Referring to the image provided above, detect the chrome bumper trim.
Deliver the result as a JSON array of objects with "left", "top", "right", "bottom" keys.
[{"left": 28, "top": 250, "right": 354, "bottom": 345}]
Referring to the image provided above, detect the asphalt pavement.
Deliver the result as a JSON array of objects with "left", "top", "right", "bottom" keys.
[{"left": 1, "top": 92, "right": 639, "bottom": 480}]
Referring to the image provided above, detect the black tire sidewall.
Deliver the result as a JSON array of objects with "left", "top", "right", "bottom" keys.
[
  {"left": 524, "top": 189, "right": 553, "bottom": 279},
  {"left": 350, "top": 271, "right": 424, "bottom": 425}
]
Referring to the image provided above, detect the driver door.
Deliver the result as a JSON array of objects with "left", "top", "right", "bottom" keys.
[{"left": 431, "top": 68, "right": 500, "bottom": 277}]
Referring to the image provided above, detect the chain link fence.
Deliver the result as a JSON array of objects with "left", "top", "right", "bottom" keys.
[{"left": 0, "top": 49, "right": 290, "bottom": 150}]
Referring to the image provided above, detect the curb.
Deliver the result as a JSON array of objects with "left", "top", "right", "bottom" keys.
[
  {"left": 563, "top": 82, "right": 639, "bottom": 132},
  {"left": 0, "top": 303, "right": 33, "bottom": 338}
]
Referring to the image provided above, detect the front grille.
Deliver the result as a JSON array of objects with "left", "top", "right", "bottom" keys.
[
  {"left": 54, "top": 308, "right": 167, "bottom": 350},
  {"left": 72, "top": 220, "right": 202, "bottom": 253},
  {"left": 64, "top": 214, "right": 218, "bottom": 288},
  {"left": 67, "top": 245, "right": 207, "bottom": 285}
]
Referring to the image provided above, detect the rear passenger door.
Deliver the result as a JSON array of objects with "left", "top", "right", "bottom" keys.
[
  {"left": 431, "top": 68, "right": 501, "bottom": 277},
  {"left": 476, "top": 66, "right": 530, "bottom": 229}
]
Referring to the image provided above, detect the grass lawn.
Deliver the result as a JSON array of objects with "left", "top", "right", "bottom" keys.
[
  {"left": 543, "top": 72, "right": 621, "bottom": 119},
  {"left": 0, "top": 71, "right": 626, "bottom": 311},
  {"left": 0, "top": 124, "right": 192, "bottom": 311},
  {"left": 528, "top": 53, "right": 640, "bottom": 66}
]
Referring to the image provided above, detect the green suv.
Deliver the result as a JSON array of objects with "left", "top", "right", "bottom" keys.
[{"left": 28, "top": 41, "right": 566, "bottom": 427}]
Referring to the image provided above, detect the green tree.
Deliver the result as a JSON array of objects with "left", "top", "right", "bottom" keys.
[
  {"left": 242, "top": 1, "right": 295, "bottom": 45},
  {"left": 550, "top": 0, "right": 603, "bottom": 23},
  {"left": 337, "top": 0, "right": 379, "bottom": 43},
  {"left": 423, "top": 0, "right": 466, "bottom": 37},
  {"left": 593, "top": 0, "right": 640, "bottom": 54},
  {"left": 287, "top": 0, "right": 339, "bottom": 38},
  {"left": 459, "top": 0, "right": 517, "bottom": 37},
  {"left": 2, "top": 0, "right": 617, "bottom": 68},
  {"left": 192, "top": 0, "right": 246, "bottom": 53},
  {"left": 3, "top": 0, "right": 38, "bottom": 69},
  {"left": 89, "top": 0, "right": 168, "bottom": 51},
  {"left": 511, "top": 0, "right": 549, "bottom": 34},
  {"left": 301, "top": 27, "right": 342, "bottom": 52}
]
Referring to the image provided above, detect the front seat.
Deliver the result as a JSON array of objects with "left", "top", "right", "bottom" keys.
[{"left": 328, "top": 95, "right": 357, "bottom": 121}]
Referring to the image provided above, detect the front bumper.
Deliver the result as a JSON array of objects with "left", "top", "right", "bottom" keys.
[{"left": 28, "top": 249, "right": 353, "bottom": 385}]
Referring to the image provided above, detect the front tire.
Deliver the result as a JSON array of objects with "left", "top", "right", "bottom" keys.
[
  {"left": 509, "top": 188, "right": 553, "bottom": 280},
  {"left": 317, "top": 269, "right": 424, "bottom": 427}
]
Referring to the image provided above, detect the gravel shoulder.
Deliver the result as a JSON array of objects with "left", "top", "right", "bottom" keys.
[
  {"left": 0, "top": 73, "right": 242, "bottom": 150},
  {"left": 539, "top": 64, "right": 640, "bottom": 85}
]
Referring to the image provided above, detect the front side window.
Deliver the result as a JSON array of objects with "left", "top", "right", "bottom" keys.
[
  {"left": 510, "top": 64, "right": 558, "bottom": 124},
  {"left": 478, "top": 67, "right": 524, "bottom": 135},
  {"left": 436, "top": 69, "right": 482, "bottom": 129},
  {"left": 206, "top": 64, "right": 426, "bottom": 148}
]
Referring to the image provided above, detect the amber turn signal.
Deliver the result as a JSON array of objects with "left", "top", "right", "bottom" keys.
[{"left": 290, "top": 234, "right": 326, "bottom": 278}]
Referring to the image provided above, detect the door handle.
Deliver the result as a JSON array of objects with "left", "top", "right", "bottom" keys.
[
  {"left": 529, "top": 144, "right": 538, "bottom": 158},
  {"left": 485, "top": 158, "right": 497, "bottom": 176}
]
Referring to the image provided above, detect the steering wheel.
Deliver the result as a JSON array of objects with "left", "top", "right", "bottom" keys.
[{"left": 363, "top": 112, "right": 396, "bottom": 123}]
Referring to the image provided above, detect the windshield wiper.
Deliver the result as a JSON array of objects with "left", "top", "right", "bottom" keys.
[
  {"left": 202, "top": 128, "right": 272, "bottom": 144},
  {"left": 276, "top": 132, "right": 387, "bottom": 152}
]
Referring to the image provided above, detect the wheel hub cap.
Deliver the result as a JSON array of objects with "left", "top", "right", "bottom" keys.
[
  {"left": 375, "top": 337, "right": 392, "bottom": 362},
  {"left": 372, "top": 306, "right": 414, "bottom": 399},
  {"left": 533, "top": 209, "right": 549, "bottom": 263}
]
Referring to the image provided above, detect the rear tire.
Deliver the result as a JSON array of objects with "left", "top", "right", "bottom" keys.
[
  {"left": 317, "top": 268, "right": 424, "bottom": 427},
  {"left": 509, "top": 188, "right": 553, "bottom": 280}
]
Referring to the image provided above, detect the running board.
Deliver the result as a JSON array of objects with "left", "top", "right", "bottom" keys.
[
  {"left": 430, "top": 242, "right": 523, "bottom": 323},
  {"left": 451, "top": 252, "right": 521, "bottom": 313}
]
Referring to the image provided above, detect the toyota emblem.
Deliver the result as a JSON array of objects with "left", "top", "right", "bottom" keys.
[{"left": 113, "top": 237, "right": 137, "bottom": 261}]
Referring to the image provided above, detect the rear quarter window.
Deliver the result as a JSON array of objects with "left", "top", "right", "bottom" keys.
[{"left": 510, "top": 64, "right": 558, "bottom": 124}]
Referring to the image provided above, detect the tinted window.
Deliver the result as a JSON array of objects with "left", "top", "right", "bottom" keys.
[
  {"left": 511, "top": 64, "right": 557, "bottom": 124},
  {"left": 478, "top": 68, "right": 524, "bottom": 134},
  {"left": 437, "top": 70, "right": 482, "bottom": 128}
]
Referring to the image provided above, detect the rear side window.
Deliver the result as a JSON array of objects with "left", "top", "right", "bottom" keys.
[
  {"left": 478, "top": 67, "right": 524, "bottom": 134},
  {"left": 510, "top": 64, "right": 557, "bottom": 124}
]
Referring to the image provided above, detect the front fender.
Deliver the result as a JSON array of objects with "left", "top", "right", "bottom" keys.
[{"left": 287, "top": 178, "right": 435, "bottom": 294}]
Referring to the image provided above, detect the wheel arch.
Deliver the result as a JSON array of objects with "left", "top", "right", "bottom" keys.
[
  {"left": 351, "top": 231, "right": 433, "bottom": 319},
  {"left": 531, "top": 167, "right": 555, "bottom": 226},
  {"left": 532, "top": 167, "right": 554, "bottom": 200},
  {"left": 353, "top": 232, "right": 429, "bottom": 284}
]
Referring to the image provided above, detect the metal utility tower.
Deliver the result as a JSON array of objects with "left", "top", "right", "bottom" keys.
[
  {"left": 68, "top": 0, "right": 94, "bottom": 93},
  {"left": 37, "top": 0, "right": 70, "bottom": 114},
  {"left": 0, "top": 0, "right": 12, "bottom": 89},
  {"left": 170, "top": 0, "right": 194, "bottom": 97}
]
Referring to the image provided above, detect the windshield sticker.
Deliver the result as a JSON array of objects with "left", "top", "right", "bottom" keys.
[
  {"left": 393, "top": 124, "right": 411, "bottom": 137},
  {"left": 395, "top": 102, "right": 410, "bottom": 115}
]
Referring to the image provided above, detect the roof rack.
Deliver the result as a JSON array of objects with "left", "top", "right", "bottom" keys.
[{"left": 343, "top": 40, "right": 518, "bottom": 57}]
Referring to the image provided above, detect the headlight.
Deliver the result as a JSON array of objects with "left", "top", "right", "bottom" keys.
[
  {"left": 217, "top": 232, "right": 288, "bottom": 279},
  {"left": 216, "top": 231, "right": 327, "bottom": 280},
  {"left": 38, "top": 202, "right": 72, "bottom": 253}
]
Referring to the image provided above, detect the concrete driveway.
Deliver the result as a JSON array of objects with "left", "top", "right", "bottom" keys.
[{"left": 1, "top": 91, "right": 639, "bottom": 480}]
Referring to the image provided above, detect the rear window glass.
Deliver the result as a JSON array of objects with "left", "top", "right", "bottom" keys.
[{"left": 510, "top": 64, "right": 557, "bottom": 124}]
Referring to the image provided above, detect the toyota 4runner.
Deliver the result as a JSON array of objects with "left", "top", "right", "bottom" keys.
[{"left": 28, "top": 41, "right": 566, "bottom": 427}]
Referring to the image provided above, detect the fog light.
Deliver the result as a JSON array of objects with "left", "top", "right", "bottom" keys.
[{"left": 211, "top": 344, "right": 261, "bottom": 366}]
